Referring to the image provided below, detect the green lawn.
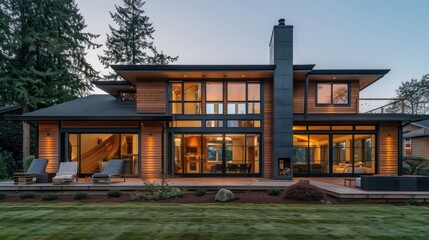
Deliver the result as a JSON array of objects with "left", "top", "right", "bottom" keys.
[{"left": 0, "top": 203, "right": 428, "bottom": 240}]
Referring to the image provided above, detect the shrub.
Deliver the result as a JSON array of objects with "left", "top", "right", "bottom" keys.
[
  {"left": 195, "top": 188, "right": 207, "bottom": 196},
  {"left": 159, "top": 187, "right": 185, "bottom": 199},
  {"left": 42, "top": 193, "right": 58, "bottom": 201},
  {"left": 74, "top": 192, "right": 89, "bottom": 200},
  {"left": 406, "top": 199, "right": 421, "bottom": 206},
  {"left": 24, "top": 155, "right": 35, "bottom": 172},
  {"left": 130, "top": 192, "right": 145, "bottom": 201},
  {"left": 215, "top": 188, "right": 234, "bottom": 202},
  {"left": 0, "top": 153, "right": 8, "bottom": 180},
  {"left": 107, "top": 190, "right": 122, "bottom": 197},
  {"left": 19, "top": 192, "right": 36, "bottom": 199},
  {"left": 0, "top": 192, "right": 6, "bottom": 199},
  {"left": 267, "top": 188, "right": 281, "bottom": 196},
  {"left": 131, "top": 181, "right": 185, "bottom": 201},
  {"left": 402, "top": 156, "right": 428, "bottom": 175},
  {"left": 284, "top": 182, "right": 325, "bottom": 201}
]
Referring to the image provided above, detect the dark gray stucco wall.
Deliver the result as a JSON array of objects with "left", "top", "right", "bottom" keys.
[{"left": 269, "top": 19, "right": 294, "bottom": 179}]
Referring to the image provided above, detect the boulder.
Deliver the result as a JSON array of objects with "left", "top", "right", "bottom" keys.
[{"left": 215, "top": 188, "right": 234, "bottom": 202}]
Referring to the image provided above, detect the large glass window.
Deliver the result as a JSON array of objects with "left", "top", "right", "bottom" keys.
[
  {"left": 206, "top": 82, "right": 223, "bottom": 114},
  {"left": 227, "top": 81, "right": 261, "bottom": 114},
  {"left": 170, "top": 81, "right": 201, "bottom": 114},
  {"left": 66, "top": 133, "right": 138, "bottom": 176},
  {"left": 173, "top": 134, "right": 260, "bottom": 175},
  {"left": 293, "top": 134, "right": 309, "bottom": 174},
  {"left": 332, "top": 135, "right": 353, "bottom": 173},
  {"left": 316, "top": 82, "right": 349, "bottom": 105},
  {"left": 309, "top": 135, "right": 329, "bottom": 174}
]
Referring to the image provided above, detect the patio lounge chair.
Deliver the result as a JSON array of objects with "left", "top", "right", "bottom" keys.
[
  {"left": 52, "top": 162, "right": 78, "bottom": 185},
  {"left": 92, "top": 159, "right": 125, "bottom": 184},
  {"left": 13, "top": 158, "right": 49, "bottom": 184}
]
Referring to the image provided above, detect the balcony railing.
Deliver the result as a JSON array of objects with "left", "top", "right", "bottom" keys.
[{"left": 358, "top": 98, "right": 405, "bottom": 114}]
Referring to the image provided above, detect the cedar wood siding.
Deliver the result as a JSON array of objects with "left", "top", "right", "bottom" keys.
[
  {"left": 38, "top": 121, "right": 59, "bottom": 173},
  {"left": 379, "top": 122, "right": 399, "bottom": 175},
  {"left": 264, "top": 80, "right": 273, "bottom": 178},
  {"left": 61, "top": 121, "right": 139, "bottom": 128},
  {"left": 141, "top": 121, "right": 164, "bottom": 179},
  {"left": 136, "top": 81, "right": 166, "bottom": 113}
]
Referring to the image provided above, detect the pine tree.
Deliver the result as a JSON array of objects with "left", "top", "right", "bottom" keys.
[
  {"left": 0, "top": 0, "right": 101, "bottom": 159},
  {"left": 99, "top": 0, "right": 178, "bottom": 79}
]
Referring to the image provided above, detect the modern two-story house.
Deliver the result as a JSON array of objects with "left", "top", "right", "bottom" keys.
[{"left": 11, "top": 19, "right": 429, "bottom": 180}]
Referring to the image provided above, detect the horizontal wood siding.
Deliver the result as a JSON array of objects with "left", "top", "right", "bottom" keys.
[
  {"left": 61, "top": 121, "right": 139, "bottom": 128},
  {"left": 293, "top": 81, "right": 305, "bottom": 114},
  {"left": 141, "top": 122, "right": 164, "bottom": 179},
  {"left": 137, "top": 81, "right": 166, "bottom": 113},
  {"left": 379, "top": 123, "right": 399, "bottom": 175},
  {"left": 307, "top": 81, "right": 359, "bottom": 114},
  {"left": 264, "top": 80, "right": 273, "bottom": 178},
  {"left": 38, "top": 121, "right": 59, "bottom": 173}
]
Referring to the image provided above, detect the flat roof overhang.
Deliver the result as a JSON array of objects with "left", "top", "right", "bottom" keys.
[
  {"left": 5, "top": 114, "right": 173, "bottom": 121},
  {"left": 305, "top": 69, "right": 390, "bottom": 91},
  {"left": 294, "top": 113, "right": 429, "bottom": 122}
]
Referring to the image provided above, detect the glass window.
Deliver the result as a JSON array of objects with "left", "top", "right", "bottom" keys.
[
  {"left": 228, "top": 82, "right": 246, "bottom": 101},
  {"left": 171, "top": 83, "right": 182, "bottom": 101},
  {"left": 309, "top": 135, "right": 330, "bottom": 174},
  {"left": 170, "top": 121, "right": 202, "bottom": 128},
  {"left": 331, "top": 126, "right": 353, "bottom": 130},
  {"left": 119, "top": 92, "right": 136, "bottom": 102},
  {"left": 206, "top": 120, "right": 223, "bottom": 128},
  {"left": 227, "top": 120, "right": 261, "bottom": 127},
  {"left": 247, "top": 82, "right": 260, "bottom": 101},
  {"left": 184, "top": 82, "right": 201, "bottom": 101},
  {"left": 206, "top": 103, "right": 223, "bottom": 114},
  {"left": 293, "top": 134, "right": 309, "bottom": 174},
  {"left": 248, "top": 102, "right": 260, "bottom": 114},
  {"left": 206, "top": 82, "right": 223, "bottom": 101},
  {"left": 333, "top": 84, "right": 348, "bottom": 104},
  {"left": 227, "top": 103, "right": 246, "bottom": 114},
  {"left": 354, "top": 134, "right": 375, "bottom": 174},
  {"left": 332, "top": 134, "right": 353, "bottom": 173},
  {"left": 184, "top": 102, "right": 201, "bottom": 114},
  {"left": 355, "top": 125, "right": 376, "bottom": 131},
  {"left": 170, "top": 103, "right": 182, "bottom": 114},
  {"left": 316, "top": 82, "right": 349, "bottom": 105},
  {"left": 293, "top": 125, "right": 307, "bottom": 131},
  {"left": 308, "top": 126, "right": 330, "bottom": 131}
]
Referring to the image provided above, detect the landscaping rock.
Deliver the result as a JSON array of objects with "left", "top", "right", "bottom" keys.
[{"left": 215, "top": 188, "right": 234, "bottom": 202}]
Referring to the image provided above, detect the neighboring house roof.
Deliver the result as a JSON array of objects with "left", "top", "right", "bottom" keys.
[
  {"left": 0, "top": 105, "right": 21, "bottom": 115},
  {"left": 403, "top": 128, "right": 429, "bottom": 138},
  {"left": 5, "top": 95, "right": 172, "bottom": 121},
  {"left": 411, "top": 119, "right": 429, "bottom": 129}
]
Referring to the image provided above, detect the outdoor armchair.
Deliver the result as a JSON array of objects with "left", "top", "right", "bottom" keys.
[
  {"left": 52, "top": 162, "right": 78, "bottom": 185},
  {"left": 13, "top": 158, "right": 49, "bottom": 184},
  {"left": 92, "top": 159, "right": 125, "bottom": 184}
]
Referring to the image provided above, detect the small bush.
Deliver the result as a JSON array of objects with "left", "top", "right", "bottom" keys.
[
  {"left": 130, "top": 192, "right": 145, "bottom": 201},
  {"left": 107, "top": 190, "right": 122, "bottom": 197},
  {"left": 284, "top": 182, "right": 325, "bottom": 201},
  {"left": 267, "top": 188, "right": 281, "bottom": 196},
  {"left": 406, "top": 199, "right": 421, "bottom": 206},
  {"left": 0, "top": 192, "right": 6, "bottom": 199},
  {"left": 23, "top": 155, "right": 35, "bottom": 172},
  {"left": 195, "top": 188, "right": 207, "bottom": 196},
  {"left": 19, "top": 192, "right": 36, "bottom": 199},
  {"left": 159, "top": 187, "right": 185, "bottom": 199},
  {"left": 42, "top": 193, "right": 58, "bottom": 201},
  {"left": 0, "top": 153, "right": 8, "bottom": 180},
  {"left": 74, "top": 192, "right": 88, "bottom": 200}
]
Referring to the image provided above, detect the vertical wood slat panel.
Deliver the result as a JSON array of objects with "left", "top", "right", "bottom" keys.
[
  {"left": 141, "top": 122, "right": 164, "bottom": 179},
  {"left": 379, "top": 123, "right": 399, "bottom": 175},
  {"left": 293, "top": 81, "right": 305, "bottom": 114},
  {"left": 38, "top": 121, "right": 59, "bottom": 173},
  {"left": 137, "top": 81, "right": 166, "bottom": 113},
  {"left": 264, "top": 80, "right": 273, "bottom": 178}
]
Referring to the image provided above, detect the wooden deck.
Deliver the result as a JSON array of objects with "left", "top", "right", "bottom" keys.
[{"left": 0, "top": 177, "right": 428, "bottom": 200}]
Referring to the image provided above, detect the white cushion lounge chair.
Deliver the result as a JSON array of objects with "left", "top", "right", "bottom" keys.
[{"left": 52, "top": 162, "right": 78, "bottom": 185}]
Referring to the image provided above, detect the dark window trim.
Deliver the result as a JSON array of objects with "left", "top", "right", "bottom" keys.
[{"left": 315, "top": 81, "right": 351, "bottom": 106}]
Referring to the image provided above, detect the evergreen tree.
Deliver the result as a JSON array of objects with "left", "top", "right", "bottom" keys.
[
  {"left": 99, "top": 0, "right": 178, "bottom": 79},
  {"left": 0, "top": 0, "right": 101, "bottom": 159}
]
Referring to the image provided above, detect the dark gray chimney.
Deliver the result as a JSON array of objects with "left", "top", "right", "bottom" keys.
[{"left": 269, "top": 19, "right": 294, "bottom": 179}]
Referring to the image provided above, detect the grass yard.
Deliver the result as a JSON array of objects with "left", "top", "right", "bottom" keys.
[{"left": 0, "top": 203, "right": 428, "bottom": 240}]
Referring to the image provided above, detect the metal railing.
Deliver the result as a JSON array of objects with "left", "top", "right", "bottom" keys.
[{"left": 357, "top": 98, "right": 405, "bottom": 114}]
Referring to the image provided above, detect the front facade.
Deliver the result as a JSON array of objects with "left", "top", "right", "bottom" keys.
[{"left": 12, "top": 19, "right": 429, "bottom": 179}]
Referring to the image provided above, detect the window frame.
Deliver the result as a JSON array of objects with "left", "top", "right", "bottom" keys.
[
  {"left": 169, "top": 81, "right": 202, "bottom": 114},
  {"left": 315, "top": 82, "right": 351, "bottom": 106},
  {"left": 227, "top": 81, "right": 261, "bottom": 115}
]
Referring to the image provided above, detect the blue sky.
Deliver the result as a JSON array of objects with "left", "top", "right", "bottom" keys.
[{"left": 76, "top": 0, "right": 429, "bottom": 98}]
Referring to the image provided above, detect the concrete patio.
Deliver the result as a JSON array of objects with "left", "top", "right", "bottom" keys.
[{"left": 1, "top": 177, "right": 428, "bottom": 200}]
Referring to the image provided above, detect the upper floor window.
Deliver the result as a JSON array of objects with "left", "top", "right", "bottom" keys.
[
  {"left": 170, "top": 82, "right": 201, "bottom": 114},
  {"left": 206, "top": 82, "right": 223, "bottom": 114},
  {"left": 118, "top": 92, "right": 136, "bottom": 102},
  {"left": 316, "top": 82, "right": 349, "bottom": 105},
  {"left": 227, "top": 81, "right": 261, "bottom": 114}
]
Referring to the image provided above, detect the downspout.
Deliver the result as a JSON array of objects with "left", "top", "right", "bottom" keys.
[
  {"left": 304, "top": 75, "right": 309, "bottom": 119},
  {"left": 161, "top": 121, "right": 165, "bottom": 177}
]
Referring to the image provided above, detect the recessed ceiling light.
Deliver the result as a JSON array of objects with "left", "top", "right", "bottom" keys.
[
  {"left": 184, "top": 75, "right": 187, "bottom": 78},
  {"left": 242, "top": 75, "right": 245, "bottom": 78},
  {"left": 333, "top": 77, "right": 336, "bottom": 80}
]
